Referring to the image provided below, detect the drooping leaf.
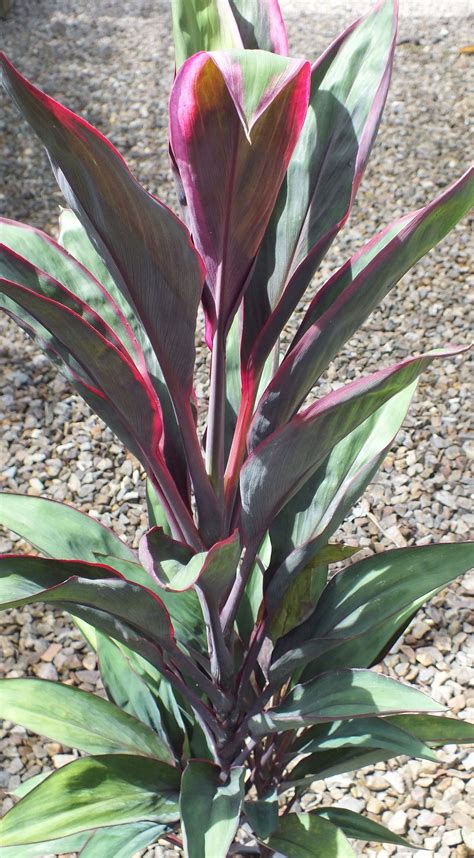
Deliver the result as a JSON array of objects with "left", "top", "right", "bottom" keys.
[
  {"left": 286, "top": 747, "right": 393, "bottom": 786},
  {"left": 180, "top": 762, "right": 245, "bottom": 858},
  {"left": 291, "top": 716, "right": 436, "bottom": 762},
  {"left": 171, "top": 0, "right": 243, "bottom": 69},
  {"left": 241, "top": 347, "right": 467, "bottom": 546},
  {"left": 249, "top": 669, "right": 443, "bottom": 735},
  {"left": 266, "top": 383, "right": 415, "bottom": 613},
  {"left": 312, "top": 807, "right": 413, "bottom": 848},
  {"left": 0, "top": 555, "right": 174, "bottom": 658},
  {"left": 242, "top": 0, "right": 397, "bottom": 373},
  {"left": 0, "top": 755, "right": 180, "bottom": 846},
  {"left": 229, "top": 0, "right": 288, "bottom": 53},
  {"left": 0, "top": 493, "right": 134, "bottom": 563},
  {"left": 0, "top": 218, "right": 142, "bottom": 363},
  {"left": 78, "top": 822, "right": 167, "bottom": 858},
  {"left": 250, "top": 167, "right": 474, "bottom": 445},
  {"left": 244, "top": 789, "right": 278, "bottom": 839},
  {"left": 0, "top": 678, "right": 174, "bottom": 763},
  {"left": 169, "top": 49, "right": 310, "bottom": 335},
  {"left": 271, "top": 543, "right": 474, "bottom": 679},
  {"left": 267, "top": 813, "right": 356, "bottom": 857}
]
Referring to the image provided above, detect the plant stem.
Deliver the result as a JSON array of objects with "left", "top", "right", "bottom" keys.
[
  {"left": 221, "top": 539, "right": 260, "bottom": 638},
  {"left": 175, "top": 396, "right": 223, "bottom": 544},
  {"left": 206, "top": 323, "right": 227, "bottom": 506}
]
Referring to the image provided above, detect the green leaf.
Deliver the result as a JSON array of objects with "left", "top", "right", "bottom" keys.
[
  {"left": 269, "top": 545, "right": 357, "bottom": 640},
  {"left": 78, "top": 822, "right": 166, "bottom": 858},
  {"left": 236, "top": 532, "right": 269, "bottom": 644},
  {"left": 268, "top": 813, "right": 356, "bottom": 857},
  {"left": 0, "top": 493, "right": 134, "bottom": 563},
  {"left": 266, "top": 383, "right": 415, "bottom": 615},
  {"left": 0, "top": 678, "right": 174, "bottom": 763},
  {"left": 388, "top": 713, "right": 474, "bottom": 746},
  {"left": 312, "top": 807, "right": 413, "bottom": 848},
  {"left": 0, "top": 755, "right": 180, "bottom": 846},
  {"left": 0, "top": 833, "right": 90, "bottom": 857},
  {"left": 244, "top": 790, "right": 278, "bottom": 839},
  {"left": 11, "top": 771, "right": 52, "bottom": 798},
  {"left": 286, "top": 748, "right": 393, "bottom": 786},
  {"left": 291, "top": 716, "right": 436, "bottom": 762},
  {"left": 229, "top": 0, "right": 288, "bottom": 53},
  {"left": 249, "top": 669, "right": 443, "bottom": 735},
  {"left": 272, "top": 543, "right": 474, "bottom": 679},
  {"left": 180, "top": 762, "right": 245, "bottom": 858},
  {"left": 171, "top": 0, "right": 243, "bottom": 69},
  {"left": 97, "top": 634, "right": 172, "bottom": 746}
]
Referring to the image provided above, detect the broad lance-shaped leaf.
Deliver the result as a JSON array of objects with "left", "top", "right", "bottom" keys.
[
  {"left": 286, "top": 748, "right": 395, "bottom": 786},
  {"left": 0, "top": 55, "right": 218, "bottom": 537},
  {"left": 291, "top": 715, "right": 437, "bottom": 762},
  {"left": 0, "top": 219, "right": 143, "bottom": 366},
  {"left": 58, "top": 209, "right": 190, "bottom": 503},
  {"left": 0, "top": 493, "right": 135, "bottom": 563},
  {"left": 268, "top": 813, "right": 356, "bottom": 858},
  {"left": 249, "top": 669, "right": 443, "bottom": 736},
  {"left": 240, "top": 346, "right": 467, "bottom": 545},
  {"left": 0, "top": 54, "right": 203, "bottom": 401},
  {"left": 77, "top": 822, "right": 167, "bottom": 858},
  {"left": 311, "top": 808, "right": 413, "bottom": 848},
  {"left": 266, "top": 383, "right": 416, "bottom": 615},
  {"left": 271, "top": 543, "right": 474, "bottom": 679},
  {"left": 0, "top": 274, "right": 200, "bottom": 546},
  {"left": 96, "top": 634, "right": 175, "bottom": 756},
  {"left": 171, "top": 0, "right": 243, "bottom": 69},
  {"left": 229, "top": 0, "right": 288, "bottom": 54},
  {"left": 0, "top": 678, "right": 174, "bottom": 763},
  {"left": 169, "top": 49, "right": 310, "bottom": 335},
  {"left": 0, "top": 555, "right": 174, "bottom": 652},
  {"left": 180, "top": 762, "right": 245, "bottom": 858},
  {"left": 0, "top": 755, "right": 180, "bottom": 846},
  {"left": 242, "top": 0, "right": 397, "bottom": 373},
  {"left": 244, "top": 790, "right": 278, "bottom": 839},
  {"left": 250, "top": 167, "right": 474, "bottom": 445}
]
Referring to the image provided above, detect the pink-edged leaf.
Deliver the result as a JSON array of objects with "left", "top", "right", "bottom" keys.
[
  {"left": 229, "top": 0, "right": 288, "bottom": 54},
  {"left": 0, "top": 53, "right": 204, "bottom": 400},
  {"left": 0, "top": 218, "right": 144, "bottom": 368},
  {"left": 242, "top": 0, "right": 398, "bottom": 374},
  {"left": 249, "top": 167, "right": 474, "bottom": 448},
  {"left": 0, "top": 555, "right": 175, "bottom": 650},
  {"left": 0, "top": 492, "right": 135, "bottom": 563},
  {"left": 0, "top": 275, "right": 201, "bottom": 547},
  {"left": 240, "top": 347, "right": 468, "bottom": 545},
  {"left": 169, "top": 49, "right": 310, "bottom": 336},
  {"left": 0, "top": 55, "right": 219, "bottom": 535},
  {"left": 141, "top": 530, "right": 241, "bottom": 608}
]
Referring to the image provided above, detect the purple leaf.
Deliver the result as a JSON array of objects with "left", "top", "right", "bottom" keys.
[{"left": 169, "top": 49, "right": 310, "bottom": 337}]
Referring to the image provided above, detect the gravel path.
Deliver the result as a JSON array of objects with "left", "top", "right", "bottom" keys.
[{"left": 1, "top": 1, "right": 473, "bottom": 856}]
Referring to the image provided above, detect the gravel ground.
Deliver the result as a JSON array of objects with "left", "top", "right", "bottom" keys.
[{"left": 0, "top": 0, "right": 473, "bottom": 856}]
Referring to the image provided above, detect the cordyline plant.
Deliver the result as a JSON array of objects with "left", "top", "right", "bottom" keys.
[{"left": 0, "top": 0, "right": 473, "bottom": 855}]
